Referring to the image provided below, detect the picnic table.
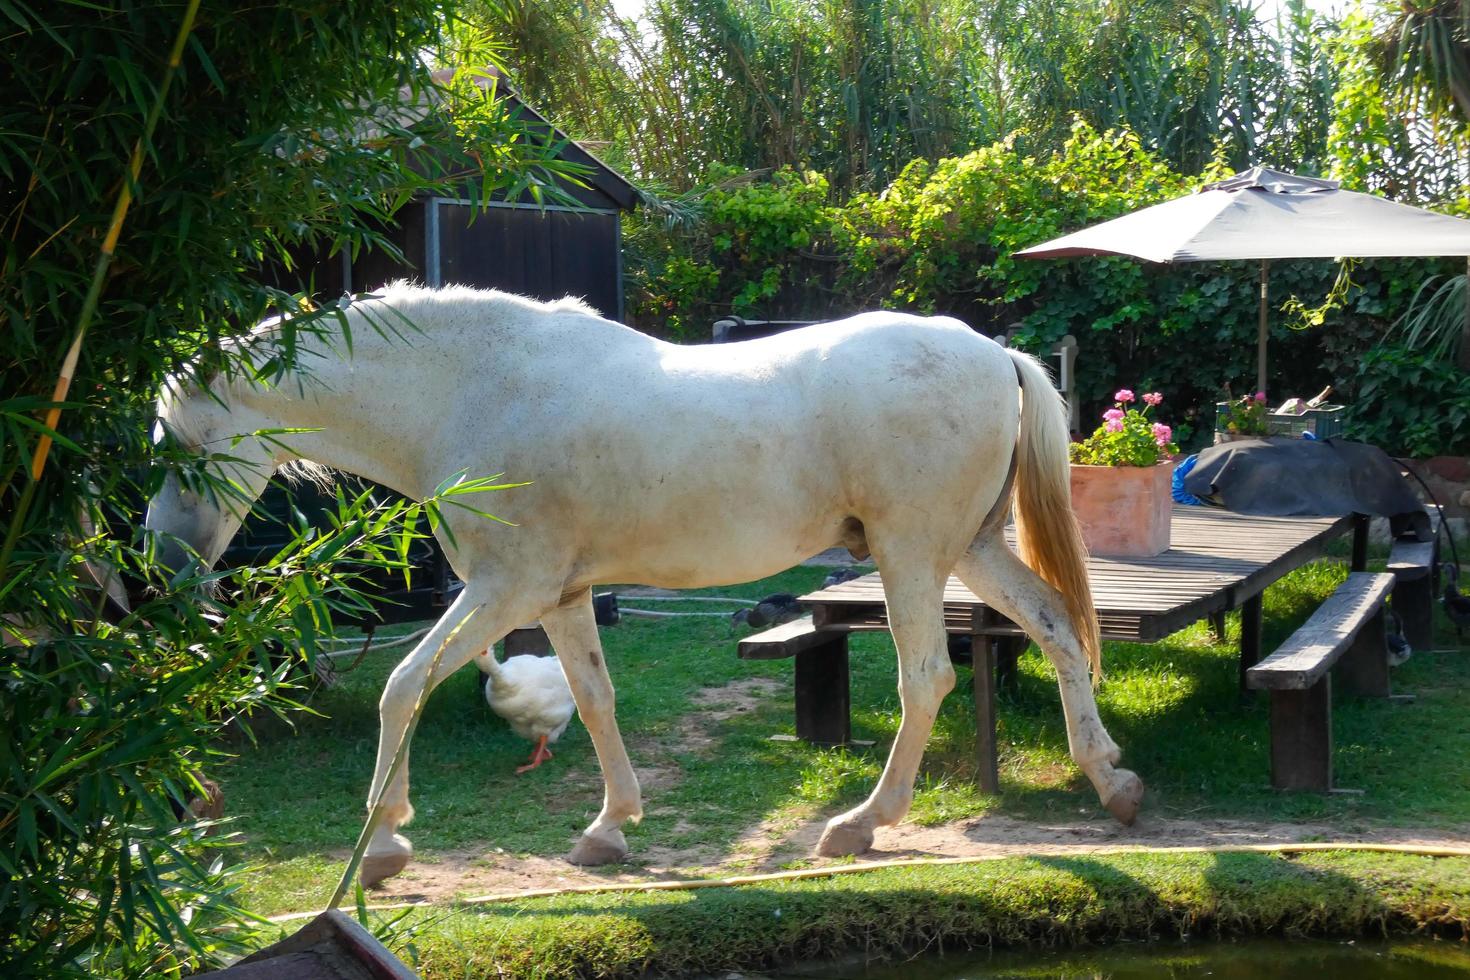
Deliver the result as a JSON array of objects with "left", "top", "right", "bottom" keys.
[{"left": 783, "top": 506, "right": 1367, "bottom": 792}]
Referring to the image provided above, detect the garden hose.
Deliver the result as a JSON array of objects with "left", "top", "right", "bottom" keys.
[
  {"left": 267, "top": 840, "right": 1470, "bottom": 924},
  {"left": 317, "top": 594, "right": 760, "bottom": 648}
]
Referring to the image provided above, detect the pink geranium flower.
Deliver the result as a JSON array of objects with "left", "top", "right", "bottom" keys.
[
  {"left": 1070, "top": 380, "right": 1176, "bottom": 467},
  {"left": 1254, "top": 391, "right": 1267, "bottom": 403}
]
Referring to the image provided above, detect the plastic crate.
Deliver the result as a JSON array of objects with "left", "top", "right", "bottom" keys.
[
  {"left": 1268, "top": 404, "right": 1344, "bottom": 438},
  {"left": 1215, "top": 403, "right": 1345, "bottom": 439}
]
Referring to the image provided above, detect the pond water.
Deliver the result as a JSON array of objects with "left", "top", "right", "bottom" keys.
[{"left": 771, "top": 937, "right": 1470, "bottom": 979}]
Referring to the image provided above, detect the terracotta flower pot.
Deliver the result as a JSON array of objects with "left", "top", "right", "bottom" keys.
[{"left": 1069, "top": 462, "right": 1173, "bottom": 558}]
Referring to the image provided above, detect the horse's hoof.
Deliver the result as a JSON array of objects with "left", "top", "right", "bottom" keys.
[
  {"left": 816, "top": 819, "right": 874, "bottom": 858},
  {"left": 1103, "top": 770, "right": 1145, "bottom": 826},
  {"left": 567, "top": 832, "right": 628, "bottom": 866},
  {"left": 360, "top": 850, "right": 412, "bottom": 888}
]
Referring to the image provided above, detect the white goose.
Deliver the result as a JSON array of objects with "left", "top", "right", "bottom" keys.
[{"left": 474, "top": 648, "right": 577, "bottom": 774}]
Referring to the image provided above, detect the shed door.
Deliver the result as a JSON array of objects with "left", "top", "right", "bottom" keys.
[{"left": 432, "top": 201, "right": 623, "bottom": 321}]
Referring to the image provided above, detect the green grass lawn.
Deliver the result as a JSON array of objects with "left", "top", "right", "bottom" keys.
[{"left": 216, "top": 559, "right": 1470, "bottom": 917}]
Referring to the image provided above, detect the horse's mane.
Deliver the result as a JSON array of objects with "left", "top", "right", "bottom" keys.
[
  {"left": 372, "top": 280, "right": 600, "bottom": 319},
  {"left": 158, "top": 353, "right": 338, "bottom": 492}
]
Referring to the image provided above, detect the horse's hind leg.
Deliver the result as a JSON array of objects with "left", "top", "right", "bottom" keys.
[
  {"left": 818, "top": 556, "right": 954, "bottom": 857},
  {"left": 362, "top": 579, "right": 554, "bottom": 886},
  {"left": 953, "top": 533, "right": 1144, "bottom": 824},
  {"left": 540, "top": 592, "right": 642, "bottom": 866}
]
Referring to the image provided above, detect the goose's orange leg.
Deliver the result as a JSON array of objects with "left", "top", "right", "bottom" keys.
[{"left": 516, "top": 735, "right": 554, "bottom": 774}]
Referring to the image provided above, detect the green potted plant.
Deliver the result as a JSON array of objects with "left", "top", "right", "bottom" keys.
[
  {"left": 1217, "top": 390, "right": 1270, "bottom": 442},
  {"left": 1069, "top": 389, "right": 1179, "bottom": 557}
]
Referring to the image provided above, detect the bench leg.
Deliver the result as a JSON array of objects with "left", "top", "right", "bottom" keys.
[
  {"left": 794, "top": 634, "right": 851, "bottom": 746},
  {"left": 1351, "top": 513, "right": 1370, "bottom": 572},
  {"left": 1337, "top": 607, "right": 1391, "bottom": 698},
  {"left": 996, "top": 636, "right": 1025, "bottom": 695},
  {"left": 971, "top": 634, "right": 1000, "bottom": 794},
  {"left": 1238, "top": 594, "right": 1263, "bottom": 694},
  {"left": 1269, "top": 677, "right": 1333, "bottom": 791},
  {"left": 1391, "top": 574, "right": 1433, "bottom": 652},
  {"left": 1209, "top": 611, "right": 1227, "bottom": 644}
]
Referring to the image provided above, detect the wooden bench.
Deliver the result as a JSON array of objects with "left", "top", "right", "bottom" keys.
[
  {"left": 738, "top": 617, "right": 851, "bottom": 746},
  {"left": 1245, "top": 572, "right": 1397, "bottom": 791},
  {"left": 1387, "top": 511, "right": 1440, "bottom": 652}
]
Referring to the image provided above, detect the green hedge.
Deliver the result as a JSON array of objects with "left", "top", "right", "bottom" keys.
[
  {"left": 1343, "top": 345, "right": 1470, "bottom": 457},
  {"left": 627, "top": 124, "right": 1461, "bottom": 452}
]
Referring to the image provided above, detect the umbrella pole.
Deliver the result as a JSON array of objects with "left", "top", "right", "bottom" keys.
[{"left": 1257, "top": 259, "right": 1269, "bottom": 394}]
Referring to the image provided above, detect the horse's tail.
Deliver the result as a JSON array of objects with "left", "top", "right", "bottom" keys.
[{"left": 1004, "top": 348, "right": 1102, "bottom": 681}]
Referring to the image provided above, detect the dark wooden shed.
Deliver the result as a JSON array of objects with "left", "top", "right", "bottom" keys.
[{"left": 295, "top": 71, "right": 638, "bottom": 319}]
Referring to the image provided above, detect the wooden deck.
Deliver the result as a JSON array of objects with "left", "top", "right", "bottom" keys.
[{"left": 801, "top": 506, "right": 1354, "bottom": 643}]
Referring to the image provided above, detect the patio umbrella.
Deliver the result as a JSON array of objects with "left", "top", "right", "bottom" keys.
[{"left": 1013, "top": 166, "right": 1470, "bottom": 391}]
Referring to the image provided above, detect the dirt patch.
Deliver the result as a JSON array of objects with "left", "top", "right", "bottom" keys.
[
  {"left": 350, "top": 811, "right": 1470, "bottom": 910},
  {"left": 631, "top": 676, "right": 788, "bottom": 761},
  {"left": 667, "top": 677, "right": 783, "bottom": 756},
  {"left": 859, "top": 813, "right": 1470, "bottom": 863},
  {"left": 353, "top": 847, "right": 693, "bottom": 907},
  {"left": 689, "top": 677, "right": 784, "bottom": 722}
]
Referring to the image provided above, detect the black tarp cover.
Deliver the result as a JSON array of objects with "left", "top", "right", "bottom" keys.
[{"left": 1181, "top": 438, "right": 1430, "bottom": 540}]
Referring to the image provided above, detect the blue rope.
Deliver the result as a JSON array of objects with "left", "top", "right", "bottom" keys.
[{"left": 1172, "top": 454, "right": 1204, "bottom": 506}]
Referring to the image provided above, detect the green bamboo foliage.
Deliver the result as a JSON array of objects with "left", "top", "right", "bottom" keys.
[
  {"left": 469, "top": 0, "right": 1348, "bottom": 193},
  {"left": 1376, "top": 0, "right": 1470, "bottom": 125},
  {"left": 0, "top": 2, "right": 573, "bottom": 975},
  {"left": 1394, "top": 272, "right": 1468, "bottom": 361}
]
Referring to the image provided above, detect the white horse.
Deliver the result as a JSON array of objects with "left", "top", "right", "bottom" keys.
[{"left": 146, "top": 283, "right": 1143, "bottom": 886}]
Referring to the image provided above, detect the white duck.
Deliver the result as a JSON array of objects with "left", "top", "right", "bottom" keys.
[{"left": 474, "top": 648, "right": 577, "bottom": 774}]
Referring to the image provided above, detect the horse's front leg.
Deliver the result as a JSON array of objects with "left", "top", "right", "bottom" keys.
[
  {"left": 818, "top": 558, "right": 954, "bottom": 857},
  {"left": 540, "top": 592, "right": 642, "bottom": 865},
  {"left": 362, "top": 581, "right": 551, "bottom": 887}
]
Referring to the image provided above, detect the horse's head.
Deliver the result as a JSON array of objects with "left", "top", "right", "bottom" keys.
[{"left": 144, "top": 373, "right": 275, "bottom": 576}]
